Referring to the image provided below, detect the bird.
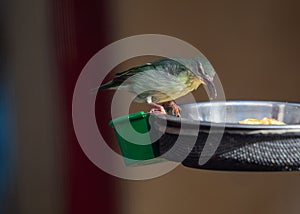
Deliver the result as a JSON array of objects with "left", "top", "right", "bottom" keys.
[{"left": 96, "top": 57, "right": 217, "bottom": 117}]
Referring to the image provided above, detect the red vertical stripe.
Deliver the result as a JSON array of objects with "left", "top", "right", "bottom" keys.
[{"left": 52, "top": 0, "right": 117, "bottom": 213}]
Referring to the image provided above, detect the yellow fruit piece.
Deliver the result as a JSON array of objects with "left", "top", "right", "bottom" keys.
[{"left": 238, "top": 118, "right": 285, "bottom": 125}]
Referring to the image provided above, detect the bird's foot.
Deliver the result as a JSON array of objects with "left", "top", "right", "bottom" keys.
[
  {"left": 149, "top": 104, "right": 166, "bottom": 115},
  {"left": 163, "top": 101, "right": 181, "bottom": 117}
]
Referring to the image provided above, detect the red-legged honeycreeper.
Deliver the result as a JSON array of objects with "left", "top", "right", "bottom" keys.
[{"left": 96, "top": 57, "right": 216, "bottom": 117}]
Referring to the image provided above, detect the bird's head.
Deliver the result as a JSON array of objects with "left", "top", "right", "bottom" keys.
[{"left": 175, "top": 57, "right": 217, "bottom": 99}]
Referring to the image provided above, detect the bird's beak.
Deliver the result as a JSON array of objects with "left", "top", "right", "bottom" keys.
[{"left": 203, "top": 77, "right": 217, "bottom": 99}]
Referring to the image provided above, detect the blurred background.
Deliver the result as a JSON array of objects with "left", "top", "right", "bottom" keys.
[{"left": 1, "top": 0, "right": 300, "bottom": 213}]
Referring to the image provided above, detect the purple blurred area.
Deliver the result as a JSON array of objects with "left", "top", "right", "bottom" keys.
[{"left": 1, "top": 0, "right": 300, "bottom": 214}]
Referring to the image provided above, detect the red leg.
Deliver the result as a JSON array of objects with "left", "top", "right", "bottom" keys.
[
  {"left": 146, "top": 96, "right": 166, "bottom": 115},
  {"left": 149, "top": 102, "right": 166, "bottom": 114}
]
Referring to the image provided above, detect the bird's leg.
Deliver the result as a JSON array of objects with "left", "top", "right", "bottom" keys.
[
  {"left": 162, "top": 100, "right": 181, "bottom": 117},
  {"left": 146, "top": 97, "right": 166, "bottom": 115}
]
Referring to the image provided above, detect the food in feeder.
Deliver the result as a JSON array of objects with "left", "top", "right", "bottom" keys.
[{"left": 238, "top": 118, "right": 285, "bottom": 125}]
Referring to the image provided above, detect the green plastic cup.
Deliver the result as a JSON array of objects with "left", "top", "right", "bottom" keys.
[{"left": 109, "top": 112, "right": 160, "bottom": 165}]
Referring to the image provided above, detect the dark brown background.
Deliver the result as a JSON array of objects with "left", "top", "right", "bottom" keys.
[{"left": 109, "top": 1, "right": 300, "bottom": 214}]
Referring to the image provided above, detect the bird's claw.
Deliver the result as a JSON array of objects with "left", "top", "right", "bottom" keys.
[
  {"left": 163, "top": 101, "right": 181, "bottom": 117},
  {"left": 172, "top": 105, "right": 181, "bottom": 117},
  {"left": 149, "top": 105, "right": 166, "bottom": 115}
]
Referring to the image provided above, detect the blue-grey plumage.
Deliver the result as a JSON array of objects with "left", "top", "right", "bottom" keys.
[{"left": 97, "top": 57, "right": 216, "bottom": 116}]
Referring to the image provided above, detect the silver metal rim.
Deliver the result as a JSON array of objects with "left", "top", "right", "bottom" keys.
[{"left": 152, "top": 100, "right": 300, "bottom": 135}]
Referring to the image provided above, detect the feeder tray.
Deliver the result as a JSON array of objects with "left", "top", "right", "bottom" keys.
[
  {"left": 152, "top": 101, "right": 300, "bottom": 171},
  {"left": 110, "top": 101, "right": 300, "bottom": 171}
]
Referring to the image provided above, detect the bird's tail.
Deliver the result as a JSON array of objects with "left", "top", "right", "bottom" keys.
[{"left": 90, "top": 81, "right": 119, "bottom": 94}]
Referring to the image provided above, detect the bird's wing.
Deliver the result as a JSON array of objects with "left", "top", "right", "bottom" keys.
[
  {"left": 119, "top": 59, "right": 190, "bottom": 87},
  {"left": 97, "top": 62, "right": 154, "bottom": 91},
  {"left": 96, "top": 66, "right": 148, "bottom": 91},
  {"left": 99, "top": 58, "right": 191, "bottom": 100},
  {"left": 115, "top": 58, "right": 187, "bottom": 80}
]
